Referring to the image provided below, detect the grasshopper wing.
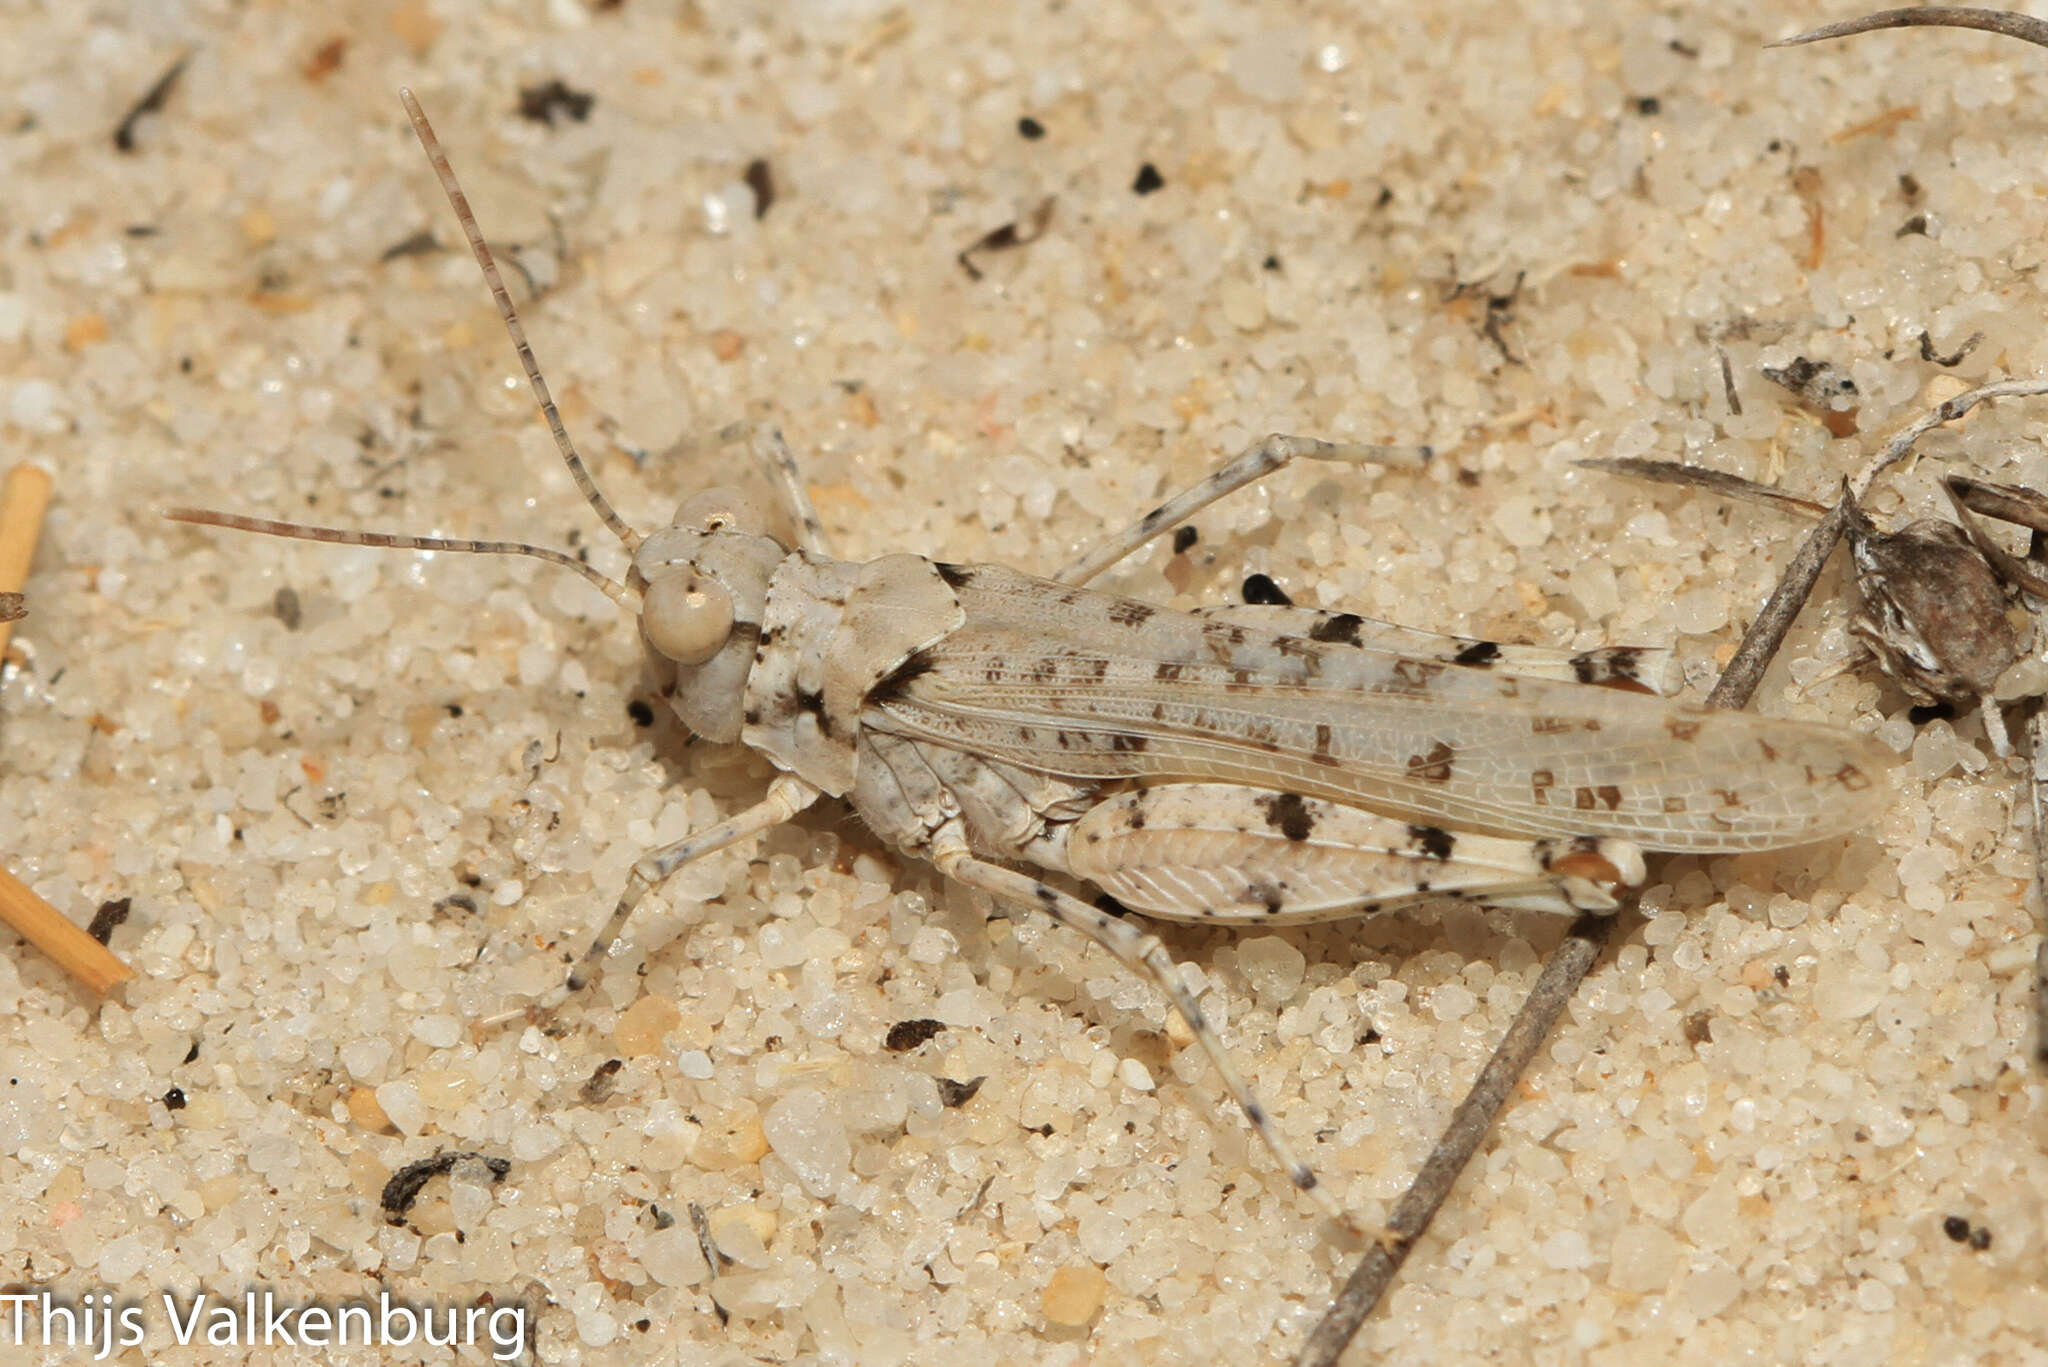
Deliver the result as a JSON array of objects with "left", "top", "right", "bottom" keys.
[{"left": 868, "top": 564, "right": 1888, "bottom": 854}]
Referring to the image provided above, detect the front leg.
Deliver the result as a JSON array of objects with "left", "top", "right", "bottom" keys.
[
  {"left": 1055, "top": 433, "right": 1430, "bottom": 586},
  {"left": 565, "top": 773, "right": 821, "bottom": 994},
  {"left": 474, "top": 772, "right": 822, "bottom": 1033}
]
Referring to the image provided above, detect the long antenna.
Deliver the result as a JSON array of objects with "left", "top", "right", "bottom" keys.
[
  {"left": 397, "top": 86, "right": 644, "bottom": 553},
  {"left": 163, "top": 508, "right": 635, "bottom": 605}
]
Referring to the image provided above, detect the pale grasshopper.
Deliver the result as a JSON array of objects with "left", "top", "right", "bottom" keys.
[{"left": 167, "top": 91, "right": 1892, "bottom": 1223}]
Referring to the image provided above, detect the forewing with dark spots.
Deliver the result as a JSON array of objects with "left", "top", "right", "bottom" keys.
[{"left": 862, "top": 563, "right": 1889, "bottom": 853}]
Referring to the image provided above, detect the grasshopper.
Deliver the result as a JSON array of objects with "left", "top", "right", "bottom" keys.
[{"left": 167, "top": 91, "right": 1891, "bottom": 1222}]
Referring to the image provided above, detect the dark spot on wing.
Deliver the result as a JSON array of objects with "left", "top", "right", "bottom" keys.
[
  {"left": 1205, "top": 621, "right": 1249, "bottom": 646},
  {"left": 1453, "top": 640, "right": 1501, "bottom": 667},
  {"left": 1243, "top": 879, "right": 1285, "bottom": 914},
  {"left": 1388, "top": 658, "right": 1445, "bottom": 691},
  {"left": 1255, "top": 792, "right": 1316, "bottom": 841},
  {"left": 934, "top": 562, "right": 975, "bottom": 588},
  {"left": 1312, "top": 722, "right": 1339, "bottom": 765},
  {"left": 1408, "top": 825, "right": 1455, "bottom": 861},
  {"left": 1107, "top": 599, "right": 1156, "bottom": 628},
  {"left": 1308, "top": 612, "right": 1365, "bottom": 646},
  {"left": 1406, "top": 741, "right": 1455, "bottom": 783}
]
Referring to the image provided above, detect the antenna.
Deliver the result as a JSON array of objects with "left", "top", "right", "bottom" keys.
[
  {"left": 165, "top": 92, "right": 648, "bottom": 605},
  {"left": 162, "top": 508, "right": 634, "bottom": 605},
  {"left": 397, "top": 86, "right": 644, "bottom": 553}
]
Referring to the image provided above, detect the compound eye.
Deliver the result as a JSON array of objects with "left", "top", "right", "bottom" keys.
[{"left": 641, "top": 573, "right": 734, "bottom": 665}]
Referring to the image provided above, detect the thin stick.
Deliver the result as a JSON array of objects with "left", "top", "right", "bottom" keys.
[
  {"left": 396, "top": 89, "right": 644, "bottom": 554},
  {"left": 0, "top": 865, "right": 137, "bottom": 997},
  {"left": 1579, "top": 457, "right": 1831, "bottom": 517},
  {"left": 2032, "top": 709, "right": 2048, "bottom": 1066},
  {"left": 1848, "top": 377, "right": 2048, "bottom": 498},
  {"left": 1770, "top": 7, "right": 2048, "bottom": 51},
  {"left": 0, "top": 463, "right": 52, "bottom": 660}
]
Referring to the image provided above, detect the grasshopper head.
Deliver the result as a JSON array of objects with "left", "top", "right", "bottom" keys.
[
  {"left": 168, "top": 98, "right": 822, "bottom": 750},
  {"left": 633, "top": 488, "right": 787, "bottom": 741}
]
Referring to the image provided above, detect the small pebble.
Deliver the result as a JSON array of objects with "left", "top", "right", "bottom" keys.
[
  {"left": 693, "top": 1109, "right": 769, "bottom": 1170},
  {"left": 1042, "top": 1264, "right": 1107, "bottom": 1326},
  {"left": 1237, "top": 936, "right": 1307, "bottom": 1002},
  {"left": 615, "top": 994, "right": 682, "bottom": 1056},
  {"left": 762, "top": 1088, "right": 850, "bottom": 1195},
  {"left": 374, "top": 1080, "right": 425, "bottom": 1135},
  {"left": 640, "top": 1226, "right": 710, "bottom": 1287}
]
